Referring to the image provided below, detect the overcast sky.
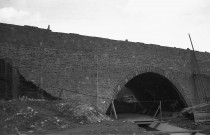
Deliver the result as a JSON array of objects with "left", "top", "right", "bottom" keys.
[{"left": 0, "top": 0, "right": 210, "bottom": 52}]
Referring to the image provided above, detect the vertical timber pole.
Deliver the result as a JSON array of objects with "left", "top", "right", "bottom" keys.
[
  {"left": 96, "top": 44, "right": 99, "bottom": 109},
  {"left": 188, "top": 34, "right": 207, "bottom": 103},
  {"left": 112, "top": 100, "right": 117, "bottom": 119},
  {"left": 160, "top": 101, "right": 162, "bottom": 121},
  {"left": 189, "top": 33, "right": 200, "bottom": 104},
  {"left": 153, "top": 101, "right": 160, "bottom": 120}
]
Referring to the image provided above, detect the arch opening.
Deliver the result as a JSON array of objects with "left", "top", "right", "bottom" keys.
[{"left": 106, "top": 72, "right": 187, "bottom": 119}]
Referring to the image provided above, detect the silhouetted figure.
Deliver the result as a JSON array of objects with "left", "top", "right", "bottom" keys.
[{"left": 47, "top": 25, "right": 50, "bottom": 30}]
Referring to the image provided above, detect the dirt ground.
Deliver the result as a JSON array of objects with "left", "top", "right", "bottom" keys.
[
  {"left": 1, "top": 99, "right": 210, "bottom": 135},
  {"left": 0, "top": 99, "right": 151, "bottom": 135},
  {"left": 43, "top": 120, "right": 150, "bottom": 135}
]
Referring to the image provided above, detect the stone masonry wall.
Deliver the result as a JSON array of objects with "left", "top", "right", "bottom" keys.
[{"left": 0, "top": 23, "right": 210, "bottom": 112}]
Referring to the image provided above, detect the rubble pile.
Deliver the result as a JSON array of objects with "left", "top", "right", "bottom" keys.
[
  {"left": 74, "top": 104, "right": 110, "bottom": 123},
  {"left": 0, "top": 98, "right": 110, "bottom": 134}
]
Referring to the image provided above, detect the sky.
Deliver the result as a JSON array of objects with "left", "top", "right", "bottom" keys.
[{"left": 0, "top": 0, "right": 210, "bottom": 52}]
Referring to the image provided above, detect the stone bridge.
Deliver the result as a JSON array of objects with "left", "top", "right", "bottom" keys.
[{"left": 0, "top": 23, "right": 210, "bottom": 113}]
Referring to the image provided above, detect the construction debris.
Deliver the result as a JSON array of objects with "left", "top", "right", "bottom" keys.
[
  {"left": 181, "top": 103, "right": 210, "bottom": 123},
  {"left": 181, "top": 103, "right": 210, "bottom": 114}
]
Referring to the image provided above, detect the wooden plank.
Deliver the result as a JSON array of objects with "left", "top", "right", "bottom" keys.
[
  {"left": 134, "top": 120, "right": 155, "bottom": 122},
  {"left": 148, "top": 130, "right": 202, "bottom": 135},
  {"left": 134, "top": 121, "right": 154, "bottom": 125}
]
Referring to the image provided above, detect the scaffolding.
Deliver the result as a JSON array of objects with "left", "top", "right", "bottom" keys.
[{"left": 188, "top": 34, "right": 210, "bottom": 123}]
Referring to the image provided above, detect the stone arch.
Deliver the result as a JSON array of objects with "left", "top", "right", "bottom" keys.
[{"left": 104, "top": 66, "right": 190, "bottom": 113}]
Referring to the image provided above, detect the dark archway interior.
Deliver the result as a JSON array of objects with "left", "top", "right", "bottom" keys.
[{"left": 106, "top": 72, "right": 187, "bottom": 117}]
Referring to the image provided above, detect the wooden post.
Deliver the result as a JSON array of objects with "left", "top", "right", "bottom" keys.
[
  {"left": 160, "top": 101, "right": 162, "bottom": 121},
  {"left": 96, "top": 44, "right": 99, "bottom": 109},
  {"left": 111, "top": 100, "right": 117, "bottom": 119},
  {"left": 153, "top": 103, "right": 160, "bottom": 119}
]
